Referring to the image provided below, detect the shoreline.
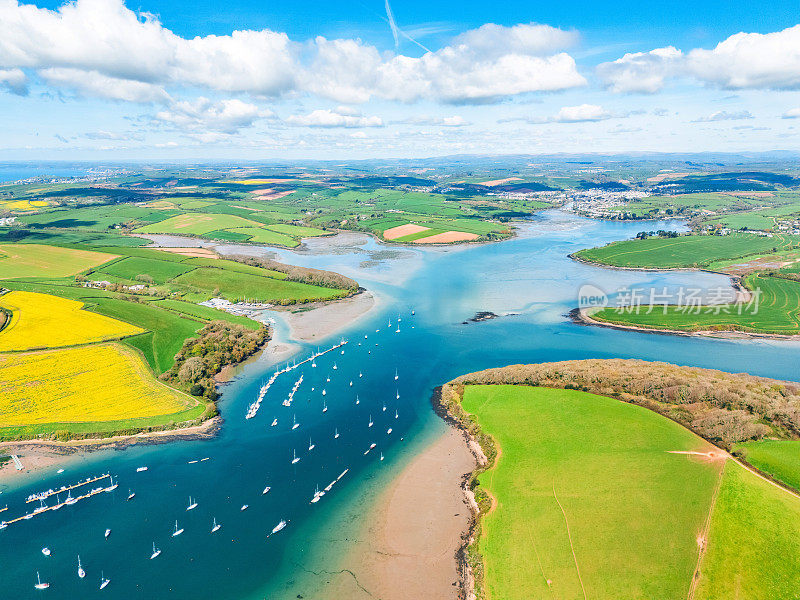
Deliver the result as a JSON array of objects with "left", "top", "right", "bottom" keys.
[
  {"left": 0, "top": 417, "right": 221, "bottom": 482},
  {"left": 324, "top": 421, "right": 479, "bottom": 600},
  {"left": 269, "top": 289, "right": 378, "bottom": 343},
  {"left": 570, "top": 307, "right": 798, "bottom": 340}
]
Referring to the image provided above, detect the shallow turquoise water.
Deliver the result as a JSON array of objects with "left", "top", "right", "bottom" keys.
[{"left": 3, "top": 210, "right": 799, "bottom": 598}]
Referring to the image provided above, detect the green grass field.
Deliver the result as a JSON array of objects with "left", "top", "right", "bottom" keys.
[
  {"left": 0, "top": 243, "right": 117, "bottom": 278},
  {"left": 734, "top": 439, "right": 800, "bottom": 492},
  {"left": 461, "top": 385, "right": 721, "bottom": 600},
  {"left": 694, "top": 461, "right": 800, "bottom": 600},
  {"left": 591, "top": 274, "right": 800, "bottom": 334},
  {"left": 134, "top": 212, "right": 264, "bottom": 235},
  {"left": 172, "top": 266, "right": 343, "bottom": 303},
  {"left": 575, "top": 233, "right": 798, "bottom": 269},
  {"left": 94, "top": 255, "right": 196, "bottom": 284}
]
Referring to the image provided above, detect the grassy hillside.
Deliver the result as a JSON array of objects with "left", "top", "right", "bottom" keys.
[
  {"left": 461, "top": 385, "right": 721, "bottom": 600},
  {"left": 694, "top": 461, "right": 800, "bottom": 600},
  {"left": 589, "top": 273, "right": 800, "bottom": 335},
  {"left": 733, "top": 440, "right": 800, "bottom": 493},
  {"left": 574, "top": 233, "right": 797, "bottom": 269}
]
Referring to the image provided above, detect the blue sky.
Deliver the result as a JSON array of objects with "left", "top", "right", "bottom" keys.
[{"left": 1, "top": 0, "right": 799, "bottom": 159}]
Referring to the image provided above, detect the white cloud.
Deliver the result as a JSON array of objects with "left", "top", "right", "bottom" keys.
[
  {"left": 782, "top": 107, "right": 800, "bottom": 119},
  {"left": 686, "top": 25, "right": 800, "bottom": 90},
  {"left": 0, "top": 0, "right": 295, "bottom": 97},
  {"left": 39, "top": 68, "right": 170, "bottom": 102},
  {"left": 84, "top": 129, "right": 142, "bottom": 140},
  {"left": 286, "top": 107, "right": 384, "bottom": 128},
  {"left": 693, "top": 110, "right": 754, "bottom": 122},
  {"left": 154, "top": 97, "right": 273, "bottom": 133},
  {"left": 554, "top": 104, "right": 613, "bottom": 122},
  {"left": 600, "top": 25, "right": 800, "bottom": 93},
  {"left": 395, "top": 115, "right": 469, "bottom": 126},
  {"left": 596, "top": 47, "right": 682, "bottom": 93},
  {"left": 451, "top": 23, "right": 579, "bottom": 58},
  {"left": 0, "top": 2, "right": 584, "bottom": 105},
  {"left": 0, "top": 67, "right": 27, "bottom": 95}
]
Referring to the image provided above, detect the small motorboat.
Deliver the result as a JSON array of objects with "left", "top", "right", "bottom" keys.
[
  {"left": 240, "top": 504, "right": 249, "bottom": 511},
  {"left": 41, "top": 547, "right": 51, "bottom": 557},
  {"left": 262, "top": 485, "right": 271, "bottom": 495},
  {"left": 104, "top": 528, "right": 111, "bottom": 539}
]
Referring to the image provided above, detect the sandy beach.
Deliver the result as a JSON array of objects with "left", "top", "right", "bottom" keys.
[
  {"left": 275, "top": 290, "right": 377, "bottom": 343},
  {"left": 324, "top": 426, "right": 477, "bottom": 599}
]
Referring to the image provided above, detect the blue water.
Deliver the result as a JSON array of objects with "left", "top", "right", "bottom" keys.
[
  {"left": 0, "top": 164, "right": 94, "bottom": 183},
  {"left": 3, "top": 210, "right": 799, "bottom": 598}
]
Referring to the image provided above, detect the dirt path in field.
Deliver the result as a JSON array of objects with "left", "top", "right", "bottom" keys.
[{"left": 553, "top": 481, "right": 588, "bottom": 600}]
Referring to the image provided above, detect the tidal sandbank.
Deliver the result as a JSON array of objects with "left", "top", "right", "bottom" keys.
[{"left": 324, "top": 425, "right": 477, "bottom": 600}]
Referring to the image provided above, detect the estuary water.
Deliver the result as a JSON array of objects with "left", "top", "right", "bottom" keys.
[{"left": 3, "top": 210, "right": 800, "bottom": 599}]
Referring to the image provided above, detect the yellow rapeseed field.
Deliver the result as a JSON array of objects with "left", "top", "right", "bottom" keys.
[
  {"left": 0, "top": 343, "right": 194, "bottom": 425},
  {"left": 0, "top": 291, "right": 144, "bottom": 351}
]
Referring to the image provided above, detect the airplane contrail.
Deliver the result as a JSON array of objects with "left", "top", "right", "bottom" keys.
[
  {"left": 384, "top": 0, "right": 399, "bottom": 48},
  {"left": 383, "top": 0, "right": 432, "bottom": 53}
]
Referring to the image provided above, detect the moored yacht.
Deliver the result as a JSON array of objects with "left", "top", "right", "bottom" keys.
[
  {"left": 104, "top": 528, "right": 111, "bottom": 539},
  {"left": 42, "top": 547, "right": 51, "bottom": 557},
  {"left": 334, "top": 428, "right": 339, "bottom": 439},
  {"left": 78, "top": 555, "right": 85, "bottom": 578},
  {"left": 99, "top": 572, "right": 110, "bottom": 590},
  {"left": 292, "top": 449, "right": 300, "bottom": 464},
  {"left": 34, "top": 572, "right": 49, "bottom": 590},
  {"left": 271, "top": 520, "right": 287, "bottom": 534},
  {"left": 172, "top": 521, "right": 184, "bottom": 537},
  {"left": 212, "top": 518, "right": 221, "bottom": 533},
  {"left": 308, "top": 436, "right": 315, "bottom": 451},
  {"left": 150, "top": 543, "right": 161, "bottom": 559},
  {"left": 127, "top": 489, "right": 135, "bottom": 501},
  {"left": 186, "top": 496, "right": 198, "bottom": 511}
]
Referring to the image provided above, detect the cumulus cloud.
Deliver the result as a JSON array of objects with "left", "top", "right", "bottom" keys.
[
  {"left": 0, "top": 2, "right": 585, "bottom": 105},
  {"left": 554, "top": 104, "right": 613, "bottom": 122},
  {"left": 0, "top": 0, "right": 296, "bottom": 97},
  {"left": 600, "top": 25, "right": 800, "bottom": 93},
  {"left": 692, "top": 110, "right": 754, "bottom": 122},
  {"left": 596, "top": 47, "right": 682, "bottom": 93},
  {"left": 0, "top": 67, "right": 27, "bottom": 95},
  {"left": 39, "top": 68, "right": 170, "bottom": 102},
  {"left": 286, "top": 107, "right": 384, "bottom": 128},
  {"left": 154, "top": 97, "right": 273, "bottom": 133},
  {"left": 783, "top": 107, "right": 800, "bottom": 119}
]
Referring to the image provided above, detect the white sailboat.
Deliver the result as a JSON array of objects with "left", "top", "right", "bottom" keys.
[
  {"left": 394, "top": 369, "right": 399, "bottom": 381},
  {"left": 34, "top": 572, "right": 49, "bottom": 590},
  {"left": 127, "top": 489, "right": 135, "bottom": 501},
  {"left": 186, "top": 496, "right": 198, "bottom": 511},
  {"left": 395, "top": 409, "right": 399, "bottom": 419},
  {"left": 150, "top": 543, "right": 161, "bottom": 559},
  {"left": 78, "top": 555, "right": 86, "bottom": 578},
  {"left": 105, "top": 476, "right": 118, "bottom": 492},
  {"left": 310, "top": 485, "right": 321, "bottom": 503},
  {"left": 382, "top": 402, "right": 386, "bottom": 412},
  {"left": 368, "top": 415, "right": 373, "bottom": 427},
  {"left": 99, "top": 572, "right": 110, "bottom": 590},
  {"left": 292, "top": 415, "right": 299, "bottom": 430},
  {"left": 359, "top": 371, "right": 363, "bottom": 378},
  {"left": 349, "top": 381, "right": 353, "bottom": 387},
  {"left": 308, "top": 436, "right": 315, "bottom": 451},
  {"left": 211, "top": 518, "right": 221, "bottom": 533},
  {"left": 322, "top": 400, "right": 327, "bottom": 413},
  {"left": 292, "top": 449, "right": 300, "bottom": 464},
  {"left": 172, "top": 521, "right": 184, "bottom": 537},
  {"left": 355, "top": 395, "right": 360, "bottom": 405},
  {"left": 334, "top": 428, "right": 339, "bottom": 439},
  {"left": 271, "top": 519, "right": 287, "bottom": 534},
  {"left": 396, "top": 390, "right": 400, "bottom": 400},
  {"left": 271, "top": 418, "right": 278, "bottom": 427},
  {"left": 332, "top": 362, "right": 338, "bottom": 370},
  {"left": 380, "top": 453, "right": 384, "bottom": 461}
]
